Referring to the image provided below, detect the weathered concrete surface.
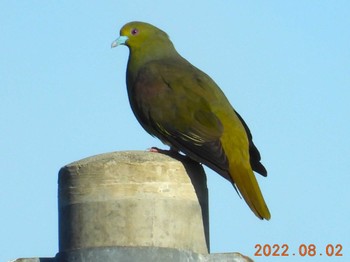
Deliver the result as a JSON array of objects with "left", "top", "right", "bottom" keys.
[
  {"left": 10, "top": 151, "right": 254, "bottom": 262},
  {"left": 58, "top": 151, "right": 209, "bottom": 254},
  {"left": 11, "top": 249, "right": 253, "bottom": 262}
]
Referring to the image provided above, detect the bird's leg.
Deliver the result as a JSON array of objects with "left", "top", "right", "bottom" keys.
[
  {"left": 148, "top": 146, "right": 179, "bottom": 155},
  {"left": 148, "top": 146, "right": 198, "bottom": 164},
  {"left": 148, "top": 146, "right": 180, "bottom": 157},
  {"left": 148, "top": 147, "right": 162, "bottom": 153}
]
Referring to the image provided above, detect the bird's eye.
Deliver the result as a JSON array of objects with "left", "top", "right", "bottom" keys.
[{"left": 131, "top": 28, "right": 139, "bottom": 35}]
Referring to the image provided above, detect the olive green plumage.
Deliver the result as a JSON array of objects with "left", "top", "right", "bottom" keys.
[{"left": 112, "top": 21, "right": 271, "bottom": 220}]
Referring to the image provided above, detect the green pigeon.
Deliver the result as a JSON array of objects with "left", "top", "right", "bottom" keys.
[{"left": 112, "top": 21, "right": 271, "bottom": 220}]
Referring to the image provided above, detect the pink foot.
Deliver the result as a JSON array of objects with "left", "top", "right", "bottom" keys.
[
  {"left": 147, "top": 146, "right": 179, "bottom": 154},
  {"left": 148, "top": 147, "right": 162, "bottom": 152}
]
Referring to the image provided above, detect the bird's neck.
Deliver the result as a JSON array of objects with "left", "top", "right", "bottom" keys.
[{"left": 127, "top": 41, "right": 178, "bottom": 77}]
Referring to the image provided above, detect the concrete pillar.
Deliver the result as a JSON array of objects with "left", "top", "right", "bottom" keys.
[
  {"left": 56, "top": 151, "right": 209, "bottom": 261},
  {"left": 10, "top": 151, "right": 253, "bottom": 262}
]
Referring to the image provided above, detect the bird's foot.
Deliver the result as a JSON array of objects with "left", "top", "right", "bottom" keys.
[
  {"left": 147, "top": 146, "right": 197, "bottom": 164},
  {"left": 147, "top": 146, "right": 163, "bottom": 153},
  {"left": 147, "top": 146, "right": 178, "bottom": 155}
]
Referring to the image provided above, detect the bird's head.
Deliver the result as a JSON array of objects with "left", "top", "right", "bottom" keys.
[{"left": 112, "top": 21, "right": 171, "bottom": 49}]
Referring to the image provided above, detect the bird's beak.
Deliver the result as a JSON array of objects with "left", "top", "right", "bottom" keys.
[{"left": 111, "top": 36, "right": 129, "bottom": 48}]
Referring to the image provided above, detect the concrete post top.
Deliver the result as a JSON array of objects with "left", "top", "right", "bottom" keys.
[
  {"left": 58, "top": 150, "right": 210, "bottom": 255},
  {"left": 58, "top": 150, "right": 207, "bottom": 202},
  {"left": 62, "top": 150, "right": 198, "bottom": 167},
  {"left": 59, "top": 150, "right": 206, "bottom": 183}
]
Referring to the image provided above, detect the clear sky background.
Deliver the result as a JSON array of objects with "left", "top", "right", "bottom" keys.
[{"left": 1, "top": 1, "right": 349, "bottom": 261}]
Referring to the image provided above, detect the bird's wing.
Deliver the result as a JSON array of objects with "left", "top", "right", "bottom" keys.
[
  {"left": 131, "top": 61, "right": 231, "bottom": 181},
  {"left": 151, "top": 108, "right": 231, "bottom": 181}
]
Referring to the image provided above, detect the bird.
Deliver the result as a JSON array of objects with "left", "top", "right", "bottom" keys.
[{"left": 112, "top": 21, "right": 271, "bottom": 220}]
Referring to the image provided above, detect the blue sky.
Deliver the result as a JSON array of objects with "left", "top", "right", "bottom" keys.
[{"left": 1, "top": 1, "right": 349, "bottom": 261}]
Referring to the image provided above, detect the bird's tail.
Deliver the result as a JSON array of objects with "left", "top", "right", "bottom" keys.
[{"left": 230, "top": 164, "right": 271, "bottom": 220}]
